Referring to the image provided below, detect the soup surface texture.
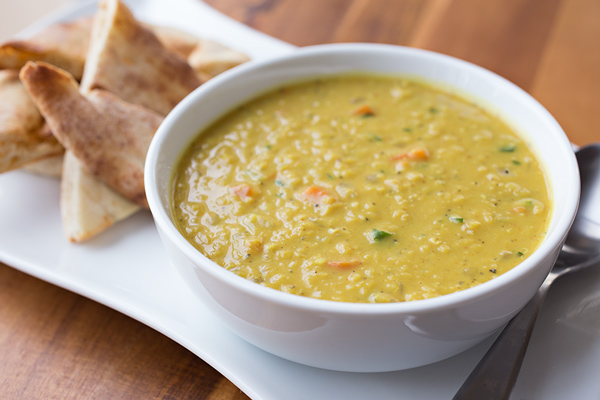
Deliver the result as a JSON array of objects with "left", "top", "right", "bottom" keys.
[{"left": 172, "top": 75, "right": 550, "bottom": 303}]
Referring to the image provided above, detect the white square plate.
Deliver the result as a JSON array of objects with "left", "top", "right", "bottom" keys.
[{"left": 2, "top": 1, "right": 600, "bottom": 398}]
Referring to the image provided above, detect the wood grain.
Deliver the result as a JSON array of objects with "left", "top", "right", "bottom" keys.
[
  {"left": 206, "top": 0, "right": 600, "bottom": 145},
  {"left": 529, "top": 0, "right": 600, "bottom": 145},
  {"left": 0, "top": 264, "right": 247, "bottom": 400},
  {"left": 1, "top": 0, "right": 599, "bottom": 399}
]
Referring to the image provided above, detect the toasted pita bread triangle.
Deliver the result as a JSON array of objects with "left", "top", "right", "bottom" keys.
[
  {"left": 0, "top": 69, "right": 63, "bottom": 173},
  {"left": 81, "top": 0, "right": 201, "bottom": 116},
  {"left": 187, "top": 39, "right": 250, "bottom": 81},
  {"left": 20, "top": 61, "right": 162, "bottom": 208},
  {"left": 148, "top": 24, "right": 200, "bottom": 60},
  {"left": 60, "top": 150, "right": 139, "bottom": 242},
  {"left": 21, "top": 154, "right": 64, "bottom": 178},
  {"left": 0, "top": 17, "right": 91, "bottom": 80},
  {"left": 54, "top": 0, "right": 200, "bottom": 242}
]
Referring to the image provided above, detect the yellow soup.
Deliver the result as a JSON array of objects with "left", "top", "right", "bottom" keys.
[{"left": 172, "top": 75, "right": 551, "bottom": 303}]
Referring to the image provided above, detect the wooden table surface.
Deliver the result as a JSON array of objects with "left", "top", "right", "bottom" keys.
[{"left": 1, "top": 0, "right": 599, "bottom": 398}]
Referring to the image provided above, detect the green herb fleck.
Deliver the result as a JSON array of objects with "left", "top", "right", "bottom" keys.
[
  {"left": 517, "top": 251, "right": 524, "bottom": 257},
  {"left": 372, "top": 135, "right": 382, "bottom": 142},
  {"left": 244, "top": 170, "right": 261, "bottom": 181},
  {"left": 449, "top": 216, "right": 464, "bottom": 224},
  {"left": 372, "top": 229, "right": 392, "bottom": 242},
  {"left": 275, "top": 179, "right": 285, "bottom": 187},
  {"left": 512, "top": 160, "right": 521, "bottom": 165},
  {"left": 500, "top": 144, "right": 517, "bottom": 152},
  {"left": 403, "top": 127, "right": 412, "bottom": 133},
  {"left": 326, "top": 173, "right": 335, "bottom": 180},
  {"left": 266, "top": 145, "right": 272, "bottom": 150},
  {"left": 429, "top": 107, "right": 439, "bottom": 114}
]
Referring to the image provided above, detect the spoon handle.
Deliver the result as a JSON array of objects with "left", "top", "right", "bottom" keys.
[{"left": 452, "top": 287, "right": 549, "bottom": 400}]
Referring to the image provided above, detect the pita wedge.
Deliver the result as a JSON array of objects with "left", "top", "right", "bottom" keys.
[
  {"left": 0, "top": 69, "right": 63, "bottom": 173},
  {"left": 21, "top": 154, "right": 64, "bottom": 178},
  {"left": 188, "top": 39, "right": 250, "bottom": 81},
  {"left": 20, "top": 61, "right": 163, "bottom": 208},
  {"left": 53, "top": 0, "right": 201, "bottom": 242},
  {"left": 148, "top": 24, "right": 200, "bottom": 60},
  {"left": 19, "top": 125, "right": 64, "bottom": 178},
  {"left": 0, "top": 17, "right": 91, "bottom": 80},
  {"left": 81, "top": 0, "right": 201, "bottom": 116},
  {"left": 60, "top": 151, "right": 139, "bottom": 242}
]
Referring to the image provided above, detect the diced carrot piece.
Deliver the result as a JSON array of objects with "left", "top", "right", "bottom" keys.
[
  {"left": 327, "top": 260, "right": 362, "bottom": 269},
  {"left": 303, "top": 185, "right": 327, "bottom": 198},
  {"left": 299, "top": 185, "right": 334, "bottom": 206},
  {"left": 351, "top": 104, "right": 375, "bottom": 116},
  {"left": 513, "top": 206, "right": 527, "bottom": 213},
  {"left": 231, "top": 184, "right": 254, "bottom": 198},
  {"left": 391, "top": 147, "right": 429, "bottom": 161}
]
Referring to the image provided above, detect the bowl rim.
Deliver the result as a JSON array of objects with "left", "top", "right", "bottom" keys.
[{"left": 145, "top": 42, "right": 580, "bottom": 315}]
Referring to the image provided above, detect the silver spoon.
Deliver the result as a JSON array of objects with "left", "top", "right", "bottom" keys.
[{"left": 453, "top": 143, "right": 600, "bottom": 400}]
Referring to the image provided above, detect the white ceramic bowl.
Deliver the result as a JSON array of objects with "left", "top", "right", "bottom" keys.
[{"left": 145, "top": 43, "right": 579, "bottom": 372}]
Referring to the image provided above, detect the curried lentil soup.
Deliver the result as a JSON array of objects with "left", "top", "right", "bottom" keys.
[{"left": 172, "top": 75, "right": 551, "bottom": 303}]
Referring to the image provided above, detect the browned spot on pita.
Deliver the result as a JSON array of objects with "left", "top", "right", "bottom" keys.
[
  {"left": 0, "top": 69, "right": 63, "bottom": 173},
  {"left": 81, "top": 0, "right": 201, "bottom": 115},
  {"left": 0, "top": 17, "right": 91, "bottom": 80},
  {"left": 20, "top": 61, "right": 162, "bottom": 208}
]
